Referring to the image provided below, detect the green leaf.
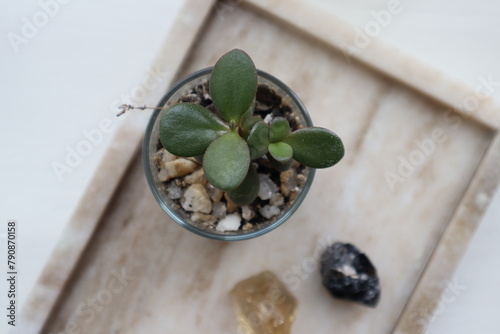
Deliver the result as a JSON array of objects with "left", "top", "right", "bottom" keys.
[
  {"left": 241, "top": 116, "right": 261, "bottom": 138},
  {"left": 247, "top": 121, "right": 270, "bottom": 160},
  {"left": 160, "top": 103, "right": 229, "bottom": 157},
  {"left": 267, "top": 153, "right": 294, "bottom": 171},
  {"left": 284, "top": 128, "right": 344, "bottom": 168},
  {"left": 210, "top": 49, "right": 257, "bottom": 123},
  {"left": 268, "top": 142, "right": 293, "bottom": 163},
  {"left": 269, "top": 117, "right": 290, "bottom": 143},
  {"left": 240, "top": 99, "right": 256, "bottom": 126},
  {"left": 227, "top": 164, "right": 259, "bottom": 205},
  {"left": 203, "top": 131, "right": 250, "bottom": 190}
]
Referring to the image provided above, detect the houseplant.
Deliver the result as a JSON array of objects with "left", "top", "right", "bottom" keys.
[{"left": 132, "top": 49, "right": 344, "bottom": 240}]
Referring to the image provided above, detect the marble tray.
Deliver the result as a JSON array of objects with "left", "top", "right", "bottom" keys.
[{"left": 19, "top": 0, "right": 500, "bottom": 333}]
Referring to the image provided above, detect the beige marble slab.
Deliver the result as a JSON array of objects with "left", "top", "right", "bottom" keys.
[{"left": 19, "top": 1, "right": 500, "bottom": 334}]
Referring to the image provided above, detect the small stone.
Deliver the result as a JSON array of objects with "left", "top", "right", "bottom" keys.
[
  {"left": 191, "top": 212, "right": 217, "bottom": 225},
  {"left": 181, "top": 184, "right": 212, "bottom": 214},
  {"left": 241, "top": 205, "right": 255, "bottom": 221},
  {"left": 242, "top": 223, "right": 253, "bottom": 231},
  {"left": 194, "top": 82, "right": 211, "bottom": 101},
  {"left": 212, "top": 202, "right": 227, "bottom": 220},
  {"left": 158, "top": 168, "right": 170, "bottom": 182},
  {"left": 159, "top": 158, "right": 197, "bottom": 182},
  {"left": 166, "top": 158, "right": 197, "bottom": 177},
  {"left": 320, "top": 242, "right": 380, "bottom": 307},
  {"left": 166, "top": 181, "right": 183, "bottom": 200},
  {"left": 263, "top": 113, "right": 274, "bottom": 124},
  {"left": 180, "top": 93, "right": 201, "bottom": 104},
  {"left": 161, "top": 149, "right": 177, "bottom": 165},
  {"left": 296, "top": 173, "right": 307, "bottom": 187},
  {"left": 280, "top": 169, "right": 298, "bottom": 197},
  {"left": 270, "top": 193, "right": 284, "bottom": 206},
  {"left": 224, "top": 193, "right": 240, "bottom": 212},
  {"left": 230, "top": 271, "right": 297, "bottom": 334},
  {"left": 154, "top": 149, "right": 164, "bottom": 169},
  {"left": 258, "top": 174, "right": 279, "bottom": 200},
  {"left": 184, "top": 168, "right": 207, "bottom": 185},
  {"left": 259, "top": 205, "right": 280, "bottom": 219},
  {"left": 155, "top": 148, "right": 177, "bottom": 169},
  {"left": 289, "top": 191, "right": 299, "bottom": 203},
  {"left": 216, "top": 213, "right": 241, "bottom": 232},
  {"left": 206, "top": 184, "right": 224, "bottom": 203}
]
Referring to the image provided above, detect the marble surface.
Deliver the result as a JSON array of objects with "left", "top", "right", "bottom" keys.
[{"left": 1, "top": 0, "right": 499, "bottom": 333}]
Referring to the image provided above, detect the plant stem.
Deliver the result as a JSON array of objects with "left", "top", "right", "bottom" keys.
[
  {"left": 116, "top": 104, "right": 166, "bottom": 117},
  {"left": 229, "top": 120, "right": 237, "bottom": 131}
]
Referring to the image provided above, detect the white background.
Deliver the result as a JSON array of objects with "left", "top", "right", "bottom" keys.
[{"left": 1, "top": 0, "right": 499, "bottom": 333}]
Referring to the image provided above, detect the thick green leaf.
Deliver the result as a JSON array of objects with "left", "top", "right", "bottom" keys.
[
  {"left": 267, "top": 153, "right": 294, "bottom": 172},
  {"left": 247, "top": 121, "right": 270, "bottom": 160},
  {"left": 203, "top": 131, "right": 250, "bottom": 190},
  {"left": 268, "top": 142, "right": 293, "bottom": 163},
  {"left": 284, "top": 128, "right": 344, "bottom": 168},
  {"left": 269, "top": 117, "right": 290, "bottom": 143},
  {"left": 160, "top": 103, "right": 229, "bottom": 157},
  {"left": 227, "top": 164, "right": 259, "bottom": 205},
  {"left": 241, "top": 116, "right": 261, "bottom": 138},
  {"left": 240, "top": 99, "right": 256, "bottom": 126},
  {"left": 210, "top": 49, "right": 257, "bottom": 123}
]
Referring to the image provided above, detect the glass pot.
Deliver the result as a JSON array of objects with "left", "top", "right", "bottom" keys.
[{"left": 143, "top": 67, "right": 315, "bottom": 241}]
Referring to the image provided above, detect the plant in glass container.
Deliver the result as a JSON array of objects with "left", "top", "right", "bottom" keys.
[{"left": 125, "top": 49, "right": 344, "bottom": 240}]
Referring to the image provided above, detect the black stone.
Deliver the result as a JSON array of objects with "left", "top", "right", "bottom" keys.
[{"left": 320, "top": 242, "right": 380, "bottom": 307}]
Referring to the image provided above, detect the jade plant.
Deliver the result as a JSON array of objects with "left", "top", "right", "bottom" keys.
[
  {"left": 120, "top": 49, "right": 344, "bottom": 207},
  {"left": 156, "top": 49, "right": 344, "bottom": 206}
]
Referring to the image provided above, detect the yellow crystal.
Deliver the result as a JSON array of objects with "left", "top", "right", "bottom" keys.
[{"left": 229, "top": 271, "right": 297, "bottom": 334}]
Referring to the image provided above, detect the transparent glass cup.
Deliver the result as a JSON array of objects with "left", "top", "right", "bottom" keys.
[{"left": 143, "top": 67, "right": 315, "bottom": 241}]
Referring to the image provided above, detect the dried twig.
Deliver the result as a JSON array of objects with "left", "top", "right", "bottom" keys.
[{"left": 116, "top": 104, "right": 166, "bottom": 116}]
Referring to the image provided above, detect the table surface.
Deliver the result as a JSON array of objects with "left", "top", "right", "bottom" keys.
[{"left": 1, "top": 0, "right": 499, "bottom": 333}]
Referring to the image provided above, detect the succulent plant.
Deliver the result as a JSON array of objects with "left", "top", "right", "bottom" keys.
[{"left": 159, "top": 49, "right": 344, "bottom": 205}]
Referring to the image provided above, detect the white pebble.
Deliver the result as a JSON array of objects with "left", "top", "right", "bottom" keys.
[
  {"left": 166, "top": 182, "right": 183, "bottom": 199},
  {"left": 216, "top": 213, "right": 241, "bottom": 232},
  {"left": 241, "top": 205, "right": 255, "bottom": 221},
  {"left": 264, "top": 113, "right": 274, "bottom": 124},
  {"left": 258, "top": 174, "right": 278, "bottom": 200},
  {"left": 259, "top": 205, "right": 281, "bottom": 219}
]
